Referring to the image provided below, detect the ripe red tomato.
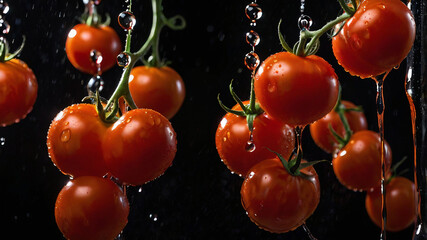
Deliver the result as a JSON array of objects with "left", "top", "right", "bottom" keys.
[
  {"left": 241, "top": 158, "right": 320, "bottom": 233},
  {"left": 215, "top": 101, "right": 295, "bottom": 177},
  {"left": 47, "top": 104, "right": 109, "bottom": 177},
  {"left": 332, "top": 0, "right": 415, "bottom": 78},
  {"left": 365, "top": 176, "right": 417, "bottom": 232},
  {"left": 0, "top": 59, "right": 37, "bottom": 126},
  {"left": 254, "top": 51, "right": 339, "bottom": 126},
  {"left": 332, "top": 130, "right": 392, "bottom": 191},
  {"left": 103, "top": 108, "right": 177, "bottom": 186},
  {"left": 310, "top": 100, "right": 367, "bottom": 154},
  {"left": 66, "top": 23, "right": 122, "bottom": 75},
  {"left": 55, "top": 176, "right": 129, "bottom": 240},
  {"left": 129, "top": 66, "right": 185, "bottom": 119}
]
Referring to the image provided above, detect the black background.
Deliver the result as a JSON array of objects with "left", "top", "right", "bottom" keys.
[{"left": 0, "top": 0, "right": 416, "bottom": 239}]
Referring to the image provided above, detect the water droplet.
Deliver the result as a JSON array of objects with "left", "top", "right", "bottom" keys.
[
  {"left": 246, "top": 30, "right": 260, "bottom": 47},
  {"left": 149, "top": 213, "right": 158, "bottom": 222},
  {"left": 117, "top": 52, "right": 130, "bottom": 67},
  {"left": 118, "top": 11, "right": 136, "bottom": 31},
  {"left": 245, "top": 3, "right": 262, "bottom": 22},
  {"left": 87, "top": 75, "right": 104, "bottom": 93},
  {"left": 245, "top": 135, "right": 256, "bottom": 152},
  {"left": 60, "top": 129, "right": 71, "bottom": 143},
  {"left": 298, "top": 14, "right": 313, "bottom": 30},
  {"left": 0, "top": 137, "right": 5, "bottom": 146},
  {"left": 0, "top": 18, "right": 9, "bottom": 35},
  {"left": 93, "top": 0, "right": 101, "bottom": 5},
  {"left": 90, "top": 49, "right": 103, "bottom": 66},
  {"left": 0, "top": 1, "right": 9, "bottom": 15},
  {"left": 138, "top": 187, "right": 143, "bottom": 192},
  {"left": 267, "top": 82, "right": 277, "bottom": 93},
  {"left": 244, "top": 52, "right": 260, "bottom": 70}
]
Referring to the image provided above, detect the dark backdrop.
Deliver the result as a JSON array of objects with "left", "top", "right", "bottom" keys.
[{"left": 0, "top": 0, "right": 415, "bottom": 239}]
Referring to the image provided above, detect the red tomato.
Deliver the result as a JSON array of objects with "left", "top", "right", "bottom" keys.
[
  {"left": 310, "top": 100, "right": 367, "bottom": 154},
  {"left": 66, "top": 24, "right": 122, "bottom": 75},
  {"left": 0, "top": 59, "right": 37, "bottom": 126},
  {"left": 332, "top": 130, "right": 392, "bottom": 191},
  {"left": 55, "top": 176, "right": 129, "bottom": 240},
  {"left": 47, "top": 104, "right": 109, "bottom": 177},
  {"left": 215, "top": 101, "right": 295, "bottom": 177},
  {"left": 129, "top": 66, "right": 185, "bottom": 119},
  {"left": 254, "top": 51, "right": 339, "bottom": 126},
  {"left": 103, "top": 108, "right": 177, "bottom": 186},
  {"left": 332, "top": 0, "right": 415, "bottom": 78},
  {"left": 365, "top": 176, "right": 417, "bottom": 232},
  {"left": 241, "top": 158, "right": 320, "bottom": 233}
]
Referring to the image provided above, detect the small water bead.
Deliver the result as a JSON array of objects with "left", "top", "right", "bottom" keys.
[
  {"left": 0, "top": 18, "right": 9, "bottom": 34},
  {"left": 246, "top": 30, "right": 260, "bottom": 47},
  {"left": 87, "top": 75, "right": 104, "bottom": 93},
  {"left": 90, "top": 49, "right": 103, "bottom": 66},
  {"left": 245, "top": 3, "right": 262, "bottom": 22},
  {"left": 244, "top": 52, "right": 260, "bottom": 70},
  {"left": 0, "top": 1, "right": 9, "bottom": 15},
  {"left": 83, "top": 0, "right": 100, "bottom": 5},
  {"left": 298, "top": 14, "right": 313, "bottom": 30},
  {"left": 118, "top": 11, "right": 136, "bottom": 31},
  {"left": 117, "top": 52, "right": 130, "bottom": 67},
  {"left": 0, "top": 137, "right": 5, "bottom": 146}
]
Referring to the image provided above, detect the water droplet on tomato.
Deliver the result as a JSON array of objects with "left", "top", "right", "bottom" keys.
[
  {"left": 267, "top": 82, "right": 277, "bottom": 93},
  {"left": 117, "top": 52, "right": 130, "bottom": 67},
  {"left": 60, "top": 129, "right": 71, "bottom": 143},
  {"left": 246, "top": 30, "right": 260, "bottom": 47},
  {"left": 244, "top": 52, "right": 260, "bottom": 70},
  {"left": 118, "top": 11, "right": 136, "bottom": 31},
  {"left": 245, "top": 135, "right": 256, "bottom": 152}
]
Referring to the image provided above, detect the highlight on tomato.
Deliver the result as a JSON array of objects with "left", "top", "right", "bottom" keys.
[
  {"left": 241, "top": 157, "right": 321, "bottom": 233},
  {"left": 0, "top": 58, "right": 37, "bottom": 127},
  {"left": 365, "top": 176, "right": 417, "bottom": 232},
  {"left": 332, "top": 130, "right": 392, "bottom": 191},
  {"left": 254, "top": 51, "right": 339, "bottom": 126},
  {"left": 103, "top": 108, "right": 177, "bottom": 186},
  {"left": 66, "top": 23, "right": 122, "bottom": 75},
  {"left": 129, "top": 65, "right": 185, "bottom": 119},
  {"left": 332, "top": 0, "right": 416, "bottom": 78},
  {"left": 46, "top": 104, "right": 109, "bottom": 177},
  {"left": 55, "top": 176, "right": 129, "bottom": 240},
  {"left": 215, "top": 100, "right": 295, "bottom": 177},
  {"left": 310, "top": 100, "right": 367, "bottom": 154}
]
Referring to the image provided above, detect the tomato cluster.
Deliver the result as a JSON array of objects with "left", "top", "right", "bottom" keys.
[{"left": 47, "top": 104, "right": 177, "bottom": 239}]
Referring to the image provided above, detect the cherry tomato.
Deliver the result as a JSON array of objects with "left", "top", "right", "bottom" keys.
[
  {"left": 0, "top": 59, "right": 37, "bottom": 126},
  {"left": 215, "top": 101, "right": 295, "bottom": 177},
  {"left": 365, "top": 176, "right": 417, "bottom": 232},
  {"left": 310, "top": 100, "right": 367, "bottom": 154},
  {"left": 55, "top": 176, "right": 129, "bottom": 240},
  {"left": 47, "top": 104, "right": 109, "bottom": 177},
  {"left": 103, "top": 108, "right": 177, "bottom": 186},
  {"left": 254, "top": 51, "right": 339, "bottom": 126},
  {"left": 129, "top": 66, "right": 185, "bottom": 119},
  {"left": 241, "top": 158, "right": 320, "bottom": 233},
  {"left": 66, "top": 23, "right": 122, "bottom": 75},
  {"left": 332, "top": 130, "right": 392, "bottom": 191},
  {"left": 332, "top": 0, "right": 415, "bottom": 78}
]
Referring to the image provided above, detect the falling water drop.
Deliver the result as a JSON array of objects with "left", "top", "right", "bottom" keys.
[
  {"left": 245, "top": 30, "right": 260, "bottom": 47},
  {"left": 0, "top": 1, "right": 9, "bottom": 15},
  {"left": 87, "top": 75, "right": 104, "bottom": 93},
  {"left": 244, "top": 52, "right": 260, "bottom": 70},
  {"left": 0, "top": 18, "right": 10, "bottom": 35},
  {"left": 149, "top": 213, "right": 158, "bottom": 222},
  {"left": 245, "top": 134, "right": 256, "bottom": 152},
  {"left": 117, "top": 52, "right": 130, "bottom": 67},
  {"left": 302, "top": 223, "right": 318, "bottom": 240},
  {"left": 0, "top": 137, "right": 5, "bottom": 146},
  {"left": 298, "top": 14, "right": 313, "bottom": 30},
  {"left": 118, "top": 11, "right": 136, "bottom": 31},
  {"left": 245, "top": 3, "right": 262, "bottom": 22},
  {"left": 90, "top": 49, "right": 103, "bottom": 67}
]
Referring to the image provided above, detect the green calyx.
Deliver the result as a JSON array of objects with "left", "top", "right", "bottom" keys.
[
  {"left": 218, "top": 78, "right": 263, "bottom": 134},
  {"left": 81, "top": 1, "right": 111, "bottom": 27},
  {"left": 0, "top": 36, "right": 25, "bottom": 62},
  {"left": 278, "top": 0, "right": 358, "bottom": 57}
]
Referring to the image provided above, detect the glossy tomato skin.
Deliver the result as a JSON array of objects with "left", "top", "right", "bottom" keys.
[
  {"left": 333, "top": 130, "right": 392, "bottom": 191},
  {"left": 241, "top": 158, "right": 320, "bottom": 233},
  {"left": 47, "top": 104, "right": 109, "bottom": 177},
  {"left": 0, "top": 59, "right": 37, "bottom": 126},
  {"left": 310, "top": 100, "right": 368, "bottom": 154},
  {"left": 332, "top": 0, "right": 415, "bottom": 78},
  {"left": 103, "top": 109, "right": 177, "bottom": 186},
  {"left": 254, "top": 52, "right": 339, "bottom": 126},
  {"left": 365, "top": 176, "right": 417, "bottom": 232},
  {"left": 215, "top": 101, "right": 295, "bottom": 177},
  {"left": 66, "top": 24, "right": 122, "bottom": 75},
  {"left": 55, "top": 176, "right": 129, "bottom": 240},
  {"left": 129, "top": 66, "right": 185, "bottom": 119}
]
